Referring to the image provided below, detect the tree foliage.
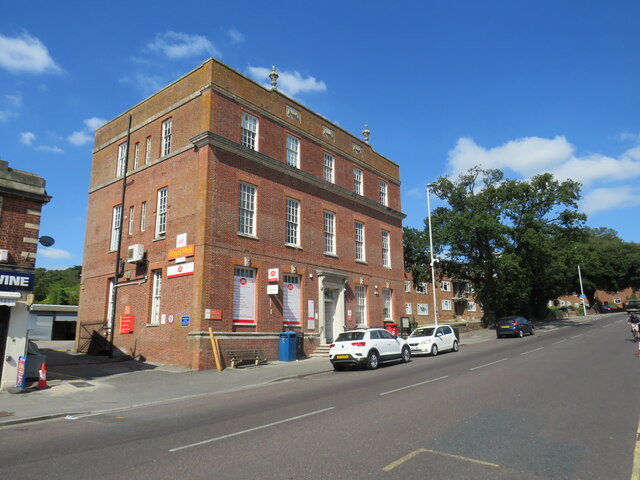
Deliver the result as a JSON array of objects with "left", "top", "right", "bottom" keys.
[
  {"left": 405, "top": 167, "right": 587, "bottom": 324},
  {"left": 34, "top": 266, "right": 81, "bottom": 305}
]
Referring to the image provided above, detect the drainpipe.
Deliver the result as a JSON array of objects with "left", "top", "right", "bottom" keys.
[{"left": 108, "top": 114, "right": 132, "bottom": 358}]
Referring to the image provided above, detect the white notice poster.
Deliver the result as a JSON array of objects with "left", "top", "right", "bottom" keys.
[
  {"left": 283, "top": 275, "right": 301, "bottom": 326},
  {"left": 233, "top": 267, "right": 256, "bottom": 324}
]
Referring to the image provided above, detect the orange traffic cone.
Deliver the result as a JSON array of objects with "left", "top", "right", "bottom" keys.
[{"left": 37, "top": 362, "right": 48, "bottom": 389}]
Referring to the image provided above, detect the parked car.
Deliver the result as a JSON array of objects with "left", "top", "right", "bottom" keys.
[
  {"left": 627, "top": 299, "right": 640, "bottom": 314},
  {"left": 496, "top": 316, "right": 534, "bottom": 338},
  {"left": 329, "top": 328, "right": 411, "bottom": 370},
  {"left": 407, "top": 325, "right": 458, "bottom": 356}
]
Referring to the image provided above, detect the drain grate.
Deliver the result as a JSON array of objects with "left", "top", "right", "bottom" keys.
[{"left": 69, "top": 381, "right": 94, "bottom": 388}]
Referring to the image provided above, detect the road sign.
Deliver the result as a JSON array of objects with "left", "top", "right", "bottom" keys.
[{"left": 181, "top": 315, "right": 190, "bottom": 327}]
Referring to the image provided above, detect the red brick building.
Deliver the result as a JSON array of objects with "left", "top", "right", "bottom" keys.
[
  {"left": 0, "top": 160, "right": 51, "bottom": 390},
  {"left": 77, "top": 59, "right": 405, "bottom": 369},
  {"left": 403, "top": 271, "right": 483, "bottom": 328}
]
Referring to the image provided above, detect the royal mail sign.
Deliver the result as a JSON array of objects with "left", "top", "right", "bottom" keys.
[{"left": 268, "top": 268, "right": 280, "bottom": 283}]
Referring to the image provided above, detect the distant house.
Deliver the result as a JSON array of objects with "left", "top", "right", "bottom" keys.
[{"left": 28, "top": 304, "right": 78, "bottom": 341}]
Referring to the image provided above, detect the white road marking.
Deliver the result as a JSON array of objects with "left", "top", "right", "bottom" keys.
[
  {"left": 571, "top": 334, "right": 584, "bottom": 339},
  {"left": 520, "top": 347, "right": 544, "bottom": 355},
  {"left": 470, "top": 358, "right": 508, "bottom": 371},
  {"left": 379, "top": 376, "right": 449, "bottom": 396},
  {"left": 552, "top": 339, "right": 567, "bottom": 345},
  {"left": 169, "top": 407, "right": 335, "bottom": 452}
]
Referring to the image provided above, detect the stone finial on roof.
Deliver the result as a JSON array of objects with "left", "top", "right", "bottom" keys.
[
  {"left": 362, "top": 125, "right": 371, "bottom": 144},
  {"left": 269, "top": 66, "right": 279, "bottom": 90}
]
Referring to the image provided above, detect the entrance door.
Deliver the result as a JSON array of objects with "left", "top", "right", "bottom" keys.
[
  {"left": 0, "top": 306, "right": 9, "bottom": 380},
  {"left": 324, "top": 290, "right": 336, "bottom": 344}
]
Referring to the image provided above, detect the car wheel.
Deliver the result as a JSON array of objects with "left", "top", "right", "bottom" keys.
[
  {"left": 401, "top": 346, "right": 411, "bottom": 363},
  {"left": 518, "top": 330, "right": 524, "bottom": 338},
  {"left": 431, "top": 344, "right": 438, "bottom": 356},
  {"left": 366, "top": 350, "right": 380, "bottom": 370},
  {"left": 452, "top": 340, "right": 459, "bottom": 352},
  {"left": 530, "top": 326, "right": 535, "bottom": 336}
]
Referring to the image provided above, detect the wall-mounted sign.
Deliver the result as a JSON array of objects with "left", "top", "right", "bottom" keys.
[
  {"left": 267, "top": 284, "right": 279, "bottom": 295},
  {"left": 120, "top": 314, "right": 135, "bottom": 334},
  {"left": 0, "top": 270, "right": 35, "bottom": 291},
  {"left": 167, "top": 262, "right": 194, "bottom": 278},
  {"left": 168, "top": 245, "right": 195, "bottom": 260},
  {"left": 268, "top": 268, "right": 280, "bottom": 283},
  {"left": 176, "top": 233, "right": 188, "bottom": 248},
  {"left": 206, "top": 308, "right": 222, "bottom": 320},
  {"left": 181, "top": 315, "right": 190, "bottom": 327},
  {"left": 168, "top": 314, "right": 174, "bottom": 324}
]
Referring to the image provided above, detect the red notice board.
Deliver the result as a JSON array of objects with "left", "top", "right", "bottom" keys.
[{"left": 120, "top": 314, "right": 135, "bottom": 334}]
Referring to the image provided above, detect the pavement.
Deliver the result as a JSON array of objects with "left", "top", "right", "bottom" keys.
[{"left": 0, "top": 314, "right": 605, "bottom": 427}]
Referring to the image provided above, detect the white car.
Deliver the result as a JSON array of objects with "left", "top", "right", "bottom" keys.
[
  {"left": 407, "top": 325, "right": 459, "bottom": 356},
  {"left": 329, "top": 328, "right": 411, "bottom": 370}
]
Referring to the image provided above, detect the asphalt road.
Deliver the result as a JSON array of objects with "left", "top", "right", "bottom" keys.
[{"left": 1, "top": 313, "right": 638, "bottom": 480}]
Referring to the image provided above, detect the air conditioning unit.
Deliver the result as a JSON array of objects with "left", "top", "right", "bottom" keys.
[{"left": 127, "top": 244, "right": 145, "bottom": 263}]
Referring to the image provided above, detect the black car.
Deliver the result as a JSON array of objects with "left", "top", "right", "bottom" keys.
[{"left": 496, "top": 316, "right": 534, "bottom": 338}]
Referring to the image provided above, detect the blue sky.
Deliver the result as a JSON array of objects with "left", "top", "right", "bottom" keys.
[{"left": 1, "top": 0, "right": 639, "bottom": 270}]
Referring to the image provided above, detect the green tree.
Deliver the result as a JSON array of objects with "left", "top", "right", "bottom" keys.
[{"left": 422, "top": 167, "right": 585, "bottom": 324}]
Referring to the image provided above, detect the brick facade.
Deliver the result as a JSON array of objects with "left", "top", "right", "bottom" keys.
[{"left": 78, "top": 58, "right": 406, "bottom": 369}]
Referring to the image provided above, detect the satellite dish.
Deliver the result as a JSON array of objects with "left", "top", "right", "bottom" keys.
[{"left": 39, "top": 236, "right": 55, "bottom": 247}]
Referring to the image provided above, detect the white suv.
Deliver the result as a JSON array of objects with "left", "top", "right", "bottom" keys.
[
  {"left": 329, "top": 328, "right": 411, "bottom": 370},
  {"left": 407, "top": 325, "right": 458, "bottom": 356}
]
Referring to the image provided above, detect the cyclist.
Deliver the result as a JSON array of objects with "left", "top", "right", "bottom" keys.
[{"left": 628, "top": 313, "right": 639, "bottom": 341}]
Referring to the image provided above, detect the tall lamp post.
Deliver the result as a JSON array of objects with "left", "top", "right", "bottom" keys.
[
  {"left": 426, "top": 184, "right": 439, "bottom": 326},
  {"left": 578, "top": 265, "right": 587, "bottom": 316}
]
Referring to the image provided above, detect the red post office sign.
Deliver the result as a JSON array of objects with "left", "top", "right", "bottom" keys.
[{"left": 120, "top": 314, "right": 135, "bottom": 334}]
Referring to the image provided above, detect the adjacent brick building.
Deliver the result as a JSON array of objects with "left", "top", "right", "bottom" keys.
[
  {"left": 0, "top": 160, "right": 51, "bottom": 390},
  {"left": 403, "top": 271, "right": 483, "bottom": 328},
  {"left": 77, "top": 58, "right": 406, "bottom": 369}
]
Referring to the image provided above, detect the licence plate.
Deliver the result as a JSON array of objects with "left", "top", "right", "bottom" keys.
[
  {"left": 501, "top": 325, "right": 511, "bottom": 328},
  {"left": 336, "top": 354, "right": 349, "bottom": 359}
]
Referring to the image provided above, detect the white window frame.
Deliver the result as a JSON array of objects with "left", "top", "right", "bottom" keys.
[
  {"left": 323, "top": 152, "right": 334, "bottom": 183},
  {"left": 133, "top": 142, "right": 140, "bottom": 170},
  {"left": 116, "top": 142, "right": 127, "bottom": 177},
  {"left": 241, "top": 112, "right": 258, "bottom": 150},
  {"left": 416, "top": 282, "right": 427, "bottom": 294},
  {"left": 441, "top": 299, "right": 452, "bottom": 311},
  {"left": 441, "top": 281, "right": 451, "bottom": 292},
  {"left": 286, "top": 197, "right": 300, "bottom": 246},
  {"left": 379, "top": 181, "right": 388, "bottom": 206},
  {"left": 110, "top": 205, "right": 122, "bottom": 251},
  {"left": 324, "top": 210, "right": 336, "bottom": 255},
  {"left": 355, "top": 285, "right": 367, "bottom": 326},
  {"left": 355, "top": 221, "right": 365, "bottom": 262},
  {"left": 128, "top": 206, "right": 134, "bottom": 236},
  {"left": 383, "top": 289, "right": 392, "bottom": 321},
  {"left": 405, "top": 281, "right": 411, "bottom": 293},
  {"left": 614, "top": 297, "right": 622, "bottom": 305},
  {"left": 381, "top": 230, "right": 390, "bottom": 267},
  {"left": 286, "top": 134, "right": 300, "bottom": 168},
  {"left": 145, "top": 136, "right": 151, "bottom": 164},
  {"left": 417, "top": 303, "right": 429, "bottom": 316},
  {"left": 140, "top": 201, "right": 146, "bottom": 232},
  {"left": 161, "top": 118, "right": 172, "bottom": 156},
  {"left": 353, "top": 167, "right": 363, "bottom": 195},
  {"left": 405, "top": 303, "right": 412, "bottom": 315},
  {"left": 107, "top": 279, "right": 116, "bottom": 328},
  {"left": 155, "top": 187, "right": 168, "bottom": 238},
  {"left": 238, "top": 182, "right": 257, "bottom": 236},
  {"left": 467, "top": 301, "right": 477, "bottom": 312},
  {"left": 150, "top": 270, "right": 162, "bottom": 324}
]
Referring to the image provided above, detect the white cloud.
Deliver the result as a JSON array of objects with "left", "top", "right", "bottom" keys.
[
  {"left": 5, "top": 94, "right": 22, "bottom": 107},
  {"left": 67, "top": 117, "right": 108, "bottom": 146},
  {"left": 582, "top": 186, "right": 640, "bottom": 214},
  {"left": 0, "top": 109, "right": 11, "bottom": 122},
  {"left": 38, "top": 247, "right": 72, "bottom": 259},
  {"left": 84, "top": 117, "right": 107, "bottom": 130},
  {"left": 246, "top": 66, "right": 327, "bottom": 97},
  {"left": 147, "top": 31, "right": 220, "bottom": 59},
  {"left": 20, "top": 131, "right": 63, "bottom": 153},
  {"left": 20, "top": 131, "right": 36, "bottom": 145},
  {"left": 0, "top": 33, "right": 62, "bottom": 74},
  {"left": 406, "top": 187, "right": 424, "bottom": 199},
  {"left": 227, "top": 28, "right": 245, "bottom": 44},
  {"left": 119, "top": 73, "right": 165, "bottom": 97},
  {"left": 619, "top": 131, "right": 640, "bottom": 144}
]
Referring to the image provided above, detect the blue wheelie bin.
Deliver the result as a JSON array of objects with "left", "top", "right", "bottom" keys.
[{"left": 279, "top": 331, "right": 297, "bottom": 361}]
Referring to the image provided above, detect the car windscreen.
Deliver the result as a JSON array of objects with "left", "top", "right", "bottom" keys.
[
  {"left": 409, "top": 327, "right": 435, "bottom": 337},
  {"left": 334, "top": 332, "right": 365, "bottom": 342},
  {"left": 497, "top": 317, "right": 516, "bottom": 325}
]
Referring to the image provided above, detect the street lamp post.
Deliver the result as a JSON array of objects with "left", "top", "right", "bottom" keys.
[
  {"left": 578, "top": 264, "right": 587, "bottom": 316},
  {"left": 426, "top": 184, "right": 439, "bottom": 326}
]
